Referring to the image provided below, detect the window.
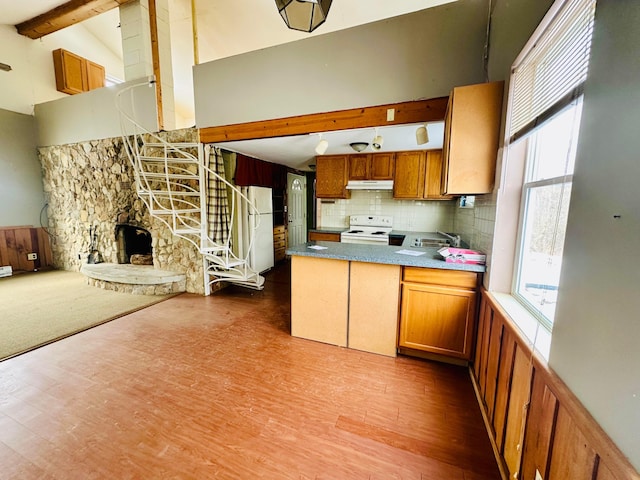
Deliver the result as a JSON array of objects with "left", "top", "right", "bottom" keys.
[{"left": 505, "top": 0, "right": 596, "bottom": 329}]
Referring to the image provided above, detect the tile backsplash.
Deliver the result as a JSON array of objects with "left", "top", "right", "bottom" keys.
[{"left": 317, "top": 190, "right": 456, "bottom": 232}]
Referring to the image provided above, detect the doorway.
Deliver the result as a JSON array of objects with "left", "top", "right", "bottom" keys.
[{"left": 287, "top": 173, "right": 307, "bottom": 247}]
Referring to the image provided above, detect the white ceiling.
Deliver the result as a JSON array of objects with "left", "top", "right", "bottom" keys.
[{"left": 0, "top": 0, "right": 453, "bottom": 169}]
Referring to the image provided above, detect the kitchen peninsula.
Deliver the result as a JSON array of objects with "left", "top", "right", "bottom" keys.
[{"left": 286, "top": 239, "right": 484, "bottom": 363}]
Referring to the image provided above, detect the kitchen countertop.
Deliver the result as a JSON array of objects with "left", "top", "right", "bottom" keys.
[{"left": 286, "top": 241, "right": 485, "bottom": 273}]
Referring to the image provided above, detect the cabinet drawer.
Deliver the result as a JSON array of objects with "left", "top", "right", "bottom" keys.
[
  {"left": 309, "top": 231, "right": 341, "bottom": 242},
  {"left": 275, "top": 248, "right": 286, "bottom": 262},
  {"left": 273, "top": 225, "right": 286, "bottom": 235},
  {"left": 273, "top": 238, "right": 286, "bottom": 249},
  {"left": 403, "top": 267, "right": 477, "bottom": 289},
  {"left": 274, "top": 232, "right": 285, "bottom": 242}
]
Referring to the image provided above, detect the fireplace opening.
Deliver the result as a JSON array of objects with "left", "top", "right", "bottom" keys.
[{"left": 115, "top": 224, "right": 152, "bottom": 264}]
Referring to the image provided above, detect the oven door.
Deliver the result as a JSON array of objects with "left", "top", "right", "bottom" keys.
[{"left": 340, "top": 234, "right": 389, "bottom": 245}]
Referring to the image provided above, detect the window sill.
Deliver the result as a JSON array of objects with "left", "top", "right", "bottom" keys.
[{"left": 490, "top": 292, "right": 552, "bottom": 361}]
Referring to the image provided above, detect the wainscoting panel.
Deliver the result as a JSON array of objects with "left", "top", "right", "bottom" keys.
[
  {"left": 0, "top": 226, "right": 53, "bottom": 272},
  {"left": 472, "top": 289, "right": 639, "bottom": 480}
]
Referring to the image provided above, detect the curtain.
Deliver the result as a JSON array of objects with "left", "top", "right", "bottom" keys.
[{"left": 207, "top": 147, "right": 231, "bottom": 246}]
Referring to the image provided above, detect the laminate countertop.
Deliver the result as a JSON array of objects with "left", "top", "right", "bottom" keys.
[{"left": 286, "top": 241, "right": 486, "bottom": 273}]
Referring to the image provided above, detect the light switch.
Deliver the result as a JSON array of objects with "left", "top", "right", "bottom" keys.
[{"left": 386, "top": 108, "right": 395, "bottom": 121}]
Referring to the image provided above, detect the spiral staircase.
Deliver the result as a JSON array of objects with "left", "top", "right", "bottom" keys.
[{"left": 116, "top": 80, "right": 265, "bottom": 293}]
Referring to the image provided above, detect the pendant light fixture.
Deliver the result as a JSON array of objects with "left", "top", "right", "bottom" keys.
[
  {"left": 416, "top": 124, "right": 429, "bottom": 145},
  {"left": 275, "top": 0, "right": 333, "bottom": 33}
]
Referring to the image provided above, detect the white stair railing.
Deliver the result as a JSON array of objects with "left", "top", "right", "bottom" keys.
[{"left": 115, "top": 79, "right": 265, "bottom": 292}]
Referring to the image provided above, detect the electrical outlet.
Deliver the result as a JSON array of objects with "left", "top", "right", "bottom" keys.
[
  {"left": 386, "top": 108, "right": 395, "bottom": 121},
  {"left": 27, "top": 253, "right": 38, "bottom": 261}
]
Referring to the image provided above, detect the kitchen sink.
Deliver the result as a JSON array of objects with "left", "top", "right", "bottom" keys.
[{"left": 410, "top": 238, "right": 450, "bottom": 248}]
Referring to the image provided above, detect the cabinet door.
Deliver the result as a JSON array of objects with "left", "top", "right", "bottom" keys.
[
  {"left": 399, "top": 282, "right": 477, "bottom": 359},
  {"left": 442, "top": 81, "right": 504, "bottom": 195},
  {"left": 316, "top": 155, "right": 350, "bottom": 198},
  {"left": 393, "top": 151, "right": 425, "bottom": 199},
  {"left": 348, "top": 154, "right": 370, "bottom": 180},
  {"left": 424, "top": 150, "right": 454, "bottom": 199},
  {"left": 87, "top": 60, "right": 105, "bottom": 91},
  {"left": 370, "top": 153, "right": 395, "bottom": 180},
  {"left": 53, "top": 49, "right": 87, "bottom": 95}
]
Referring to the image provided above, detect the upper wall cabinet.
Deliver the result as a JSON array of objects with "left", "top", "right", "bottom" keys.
[
  {"left": 316, "top": 155, "right": 350, "bottom": 199},
  {"left": 441, "top": 81, "right": 504, "bottom": 195},
  {"left": 393, "top": 150, "right": 452, "bottom": 200},
  {"left": 348, "top": 153, "right": 395, "bottom": 180},
  {"left": 53, "top": 48, "right": 105, "bottom": 95}
]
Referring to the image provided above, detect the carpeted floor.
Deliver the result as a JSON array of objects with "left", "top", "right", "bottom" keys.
[{"left": 0, "top": 269, "right": 174, "bottom": 360}]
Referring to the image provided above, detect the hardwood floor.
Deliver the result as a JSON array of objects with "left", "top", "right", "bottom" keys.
[{"left": 0, "top": 261, "right": 500, "bottom": 479}]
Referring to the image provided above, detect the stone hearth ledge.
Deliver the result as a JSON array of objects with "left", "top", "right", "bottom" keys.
[{"left": 80, "top": 263, "right": 186, "bottom": 295}]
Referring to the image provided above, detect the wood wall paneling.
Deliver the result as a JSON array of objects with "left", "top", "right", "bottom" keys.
[
  {"left": 0, "top": 227, "right": 53, "bottom": 272},
  {"left": 471, "top": 290, "right": 640, "bottom": 480}
]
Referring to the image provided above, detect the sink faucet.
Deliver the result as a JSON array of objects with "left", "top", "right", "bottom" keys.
[{"left": 437, "top": 231, "right": 461, "bottom": 247}]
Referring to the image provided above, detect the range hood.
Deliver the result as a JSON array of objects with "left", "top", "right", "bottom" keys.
[{"left": 346, "top": 180, "right": 394, "bottom": 190}]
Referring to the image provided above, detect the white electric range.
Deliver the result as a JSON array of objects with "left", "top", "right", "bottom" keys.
[{"left": 340, "top": 215, "right": 393, "bottom": 245}]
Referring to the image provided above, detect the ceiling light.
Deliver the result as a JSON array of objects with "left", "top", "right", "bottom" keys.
[
  {"left": 350, "top": 142, "right": 369, "bottom": 152},
  {"left": 416, "top": 124, "right": 429, "bottom": 145},
  {"left": 275, "top": 0, "right": 333, "bottom": 33},
  {"left": 315, "top": 134, "right": 328, "bottom": 155},
  {"left": 372, "top": 128, "right": 384, "bottom": 151}
]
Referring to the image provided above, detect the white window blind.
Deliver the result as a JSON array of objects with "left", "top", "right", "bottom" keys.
[{"left": 509, "top": 0, "right": 596, "bottom": 142}]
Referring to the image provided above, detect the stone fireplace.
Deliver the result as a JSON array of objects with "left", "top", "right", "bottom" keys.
[{"left": 115, "top": 213, "right": 153, "bottom": 265}]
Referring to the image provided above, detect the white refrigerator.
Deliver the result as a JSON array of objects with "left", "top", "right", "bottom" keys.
[{"left": 236, "top": 186, "right": 274, "bottom": 273}]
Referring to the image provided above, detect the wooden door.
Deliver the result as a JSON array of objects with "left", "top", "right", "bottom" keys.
[
  {"left": 316, "top": 155, "right": 350, "bottom": 198},
  {"left": 393, "top": 151, "right": 425, "bottom": 199},
  {"left": 370, "top": 153, "right": 395, "bottom": 180},
  {"left": 399, "top": 282, "right": 476, "bottom": 359},
  {"left": 348, "top": 154, "right": 370, "bottom": 180}
]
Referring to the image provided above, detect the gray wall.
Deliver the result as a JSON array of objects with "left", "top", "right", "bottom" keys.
[
  {"left": 0, "top": 109, "right": 45, "bottom": 227},
  {"left": 550, "top": 0, "right": 640, "bottom": 470},
  {"left": 35, "top": 78, "right": 158, "bottom": 147},
  {"left": 193, "top": 1, "right": 489, "bottom": 128}
]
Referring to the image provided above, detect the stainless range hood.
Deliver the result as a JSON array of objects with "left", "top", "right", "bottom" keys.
[{"left": 346, "top": 180, "right": 394, "bottom": 190}]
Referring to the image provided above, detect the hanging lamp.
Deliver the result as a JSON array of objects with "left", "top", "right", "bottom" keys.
[{"left": 275, "top": 0, "right": 333, "bottom": 33}]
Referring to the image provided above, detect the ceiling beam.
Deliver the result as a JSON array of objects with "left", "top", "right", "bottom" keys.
[
  {"left": 16, "top": 0, "right": 135, "bottom": 39},
  {"left": 199, "top": 97, "right": 449, "bottom": 144}
]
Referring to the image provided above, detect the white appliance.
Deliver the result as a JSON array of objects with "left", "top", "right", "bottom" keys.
[
  {"left": 236, "top": 186, "right": 274, "bottom": 273},
  {"left": 340, "top": 215, "right": 393, "bottom": 245}
]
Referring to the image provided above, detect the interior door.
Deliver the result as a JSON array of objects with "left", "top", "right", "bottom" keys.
[{"left": 287, "top": 173, "right": 307, "bottom": 247}]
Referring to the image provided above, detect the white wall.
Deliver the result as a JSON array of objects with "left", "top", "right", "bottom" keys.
[
  {"left": 549, "top": 0, "right": 640, "bottom": 470},
  {"left": 193, "top": 1, "right": 488, "bottom": 128},
  {"left": 0, "top": 109, "right": 45, "bottom": 227},
  {"left": 0, "top": 16, "right": 124, "bottom": 116},
  {"left": 35, "top": 78, "right": 158, "bottom": 147}
]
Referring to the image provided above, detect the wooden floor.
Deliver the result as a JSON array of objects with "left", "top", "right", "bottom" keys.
[{"left": 0, "top": 261, "right": 500, "bottom": 479}]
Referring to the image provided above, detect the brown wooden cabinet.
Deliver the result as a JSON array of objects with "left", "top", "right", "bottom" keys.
[
  {"left": 53, "top": 48, "right": 105, "bottom": 95},
  {"left": 424, "top": 150, "right": 454, "bottom": 200},
  {"left": 441, "top": 81, "right": 504, "bottom": 195},
  {"left": 308, "top": 231, "right": 341, "bottom": 242},
  {"left": 273, "top": 225, "right": 287, "bottom": 262},
  {"left": 399, "top": 267, "right": 479, "bottom": 360},
  {"left": 316, "top": 155, "right": 350, "bottom": 199},
  {"left": 348, "top": 153, "right": 394, "bottom": 180},
  {"left": 393, "top": 151, "right": 426, "bottom": 199}
]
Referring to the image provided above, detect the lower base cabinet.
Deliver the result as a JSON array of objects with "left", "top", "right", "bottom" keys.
[
  {"left": 399, "top": 267, "right": 478, "bottom": 360},
  {"left": 290, "top": 256, "right": 400, "bottom": 356}
]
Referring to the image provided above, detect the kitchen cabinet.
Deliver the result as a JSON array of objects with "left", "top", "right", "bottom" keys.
[
  {"left": 441, "top": 81, "right": 504, "bottom": 195},
  {"left": 399, "top": 267, "right": 479, "bottom": 361},
  {"left": 308, "top": 231, "right": 341, "bottom": 242},
  {"left": 316, "top": 155, "right": 350, "bottom": 199},
  {"left": 290, "top": 256, "right": 400, "bottom": 356},
  {"left": 273, "top": 225, "right": 287, "bottom": 262},
  {"left": 348, "top": 153, "right": 395, "bottom": 180},
  {"left": 424, "top": 150, "right": 454, "bottom": 200},
  {"left": 52, "top": 48, "right": 105, "bottom": 95},
  {"left": 393, "top": 151, "right": 425, "bottom": 199}
]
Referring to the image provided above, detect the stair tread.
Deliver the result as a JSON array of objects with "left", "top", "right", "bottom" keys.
[{"left": 138, "top": 156, "right": 199, "bottom": 163}]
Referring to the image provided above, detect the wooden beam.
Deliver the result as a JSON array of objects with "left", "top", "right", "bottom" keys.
[
  {"left": 148, "top": 0, "right": 164, "bottom": 130},
  {"left": 16, "top": 0, "right": 134, "bottom": 39},
  {"left": 199, "top": 97, "right": 449, "bottom": 144}
]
